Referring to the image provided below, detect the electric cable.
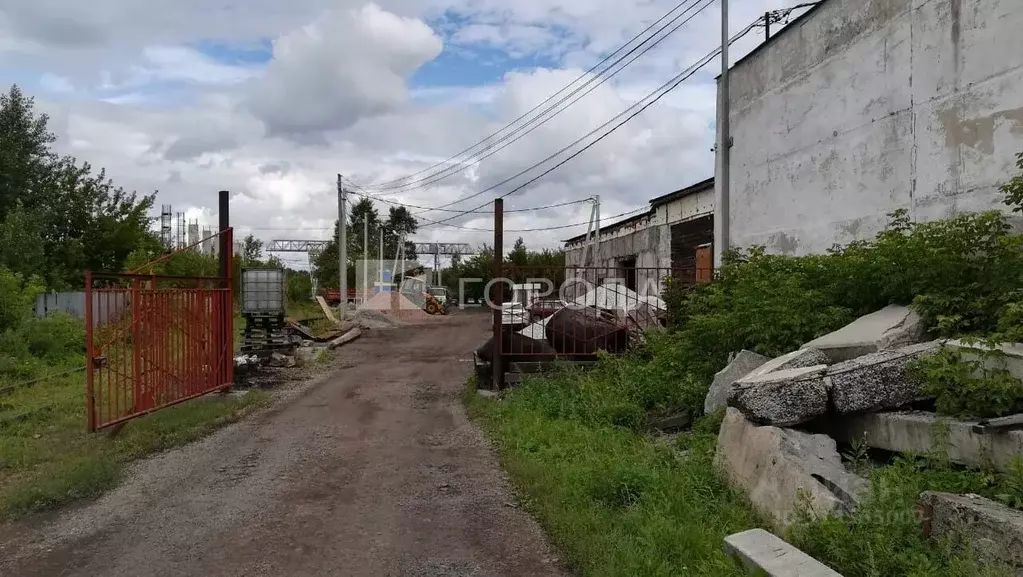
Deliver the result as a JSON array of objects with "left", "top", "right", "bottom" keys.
[
  {"left": 357, "top": 0, "right": 712, "bottom": 196},
  {"left": 416, "top": 17, "right": 760, "bottom": 229}
]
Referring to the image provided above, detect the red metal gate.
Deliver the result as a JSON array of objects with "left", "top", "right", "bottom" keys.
[{"left": 84, "top": 238, "right": 234, "bottom": 431}]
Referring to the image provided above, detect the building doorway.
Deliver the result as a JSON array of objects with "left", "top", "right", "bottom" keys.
[{"left": 618, "top": 256, "right": 637, "bottom": 292}]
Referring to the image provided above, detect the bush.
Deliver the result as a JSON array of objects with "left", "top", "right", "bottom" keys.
[
  {"left": 0, "top": 267, "right": 44, "bottom": 333},
  {"left": 658, "top": 206, "right": 1023, "bottom": 419},
  {"left": 909, "top": 347, "right": 1023, "bottom": 419}
]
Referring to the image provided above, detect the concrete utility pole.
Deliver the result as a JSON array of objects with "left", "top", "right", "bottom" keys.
[
  {"left": 594, "top": 194, "right": 600, "bottom": 265},
  {"left": 714, "top": 0, "right": 731, "bottom": 267},
  {"left": 378, "top": 224, "right": 384, "bottom": 291},
  {"left": 337, "top": 174, "right": 347, "bottom": 317},
  {"left": 363, "top": 217, "right": 369, "bottom": 305}
]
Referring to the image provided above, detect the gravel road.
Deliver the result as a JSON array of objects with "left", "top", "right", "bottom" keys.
[{"left": 0, "top": 311, "right": 566, "bottom": 577}]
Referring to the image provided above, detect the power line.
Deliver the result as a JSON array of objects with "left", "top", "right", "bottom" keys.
[
  {"left": 417, "top": 17, "right": 760, "bottom": 231},
  {"left": 341, "top": 185, "right": 591, "bottom": 214},
  {"left": 238, "top": 197, "right": 591, "bottom": 233},
  {"left": 408, "top": 205, "right": 650, "bottom": 233},
  {"left": 356, "top": 0, "right": 710, "bottom": 197}
]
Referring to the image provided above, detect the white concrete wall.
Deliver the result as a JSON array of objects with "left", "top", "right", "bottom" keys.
[{"left": 726, "top": 0, "right": 1023, "bottom": 255}]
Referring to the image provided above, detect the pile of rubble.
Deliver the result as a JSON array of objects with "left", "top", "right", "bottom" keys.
[
  {"left": 709, "top": 305, "right": 1023, "bottom": 572},
  {"left": 514, "top": 282, "right": 667, "bottom": 353}
]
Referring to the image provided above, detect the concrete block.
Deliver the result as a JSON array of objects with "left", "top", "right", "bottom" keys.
[
  {"left": 919, "top": 492, "right": 1023, "bottom": 569},
  {"left": 724, "top": 529, "right": 844, "bottom": 577},
  {"left": 744, "top": 348, "right": 831, "bottom": 381},
  {"left": 716, "top": 409, "right": 868, "bottom": 532},
  {"left": 730, "top": 365, "right": 829, "bottom": 426},
  {"left": 943, "top": 340, "right": 1023, "bottom": 380},
  {"left": 825, "top": 411, "right": 1023, "bottom": 473},
  {"left": 828, "top": 341, "right": 940, "bottom": 414},
  {"left": 705, "top": 350, "right": 771, "bottom": 415},
  {"left": 802, "top": 305, "right": 926, "bottom": 363}
]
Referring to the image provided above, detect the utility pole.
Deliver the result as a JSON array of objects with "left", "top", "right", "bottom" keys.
[
  {"left": 594, "top": 194, "right": 601, "bottom": 265},
  {"left": 378, "top": 224, "right": 384, "bottom": 292},
  {"left": 764, "top": 10, "right": 771, "bottom": 39},
  {"left": 363, "top": 217, "right": 368, "bottom": 306},
  {"left": 337, "top": 174, "right": 347, "bottom": 318},
  {"left": 714, "top": 0, "right": 731, "bottom": 267}
]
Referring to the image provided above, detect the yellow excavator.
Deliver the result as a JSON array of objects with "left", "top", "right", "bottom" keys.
[{"left": 399, "top": 277, "right": 449, "bottom": 315}]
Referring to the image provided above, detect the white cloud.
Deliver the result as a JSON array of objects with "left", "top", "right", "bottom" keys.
[
  {"left": 246, "top": 3, "right": 443, "bottom": 138},
  {"left": 0, "top": 0, "right": 807, "bottom": 255}
]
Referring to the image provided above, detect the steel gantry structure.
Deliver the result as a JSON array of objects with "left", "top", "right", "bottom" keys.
[
  {"left": 413, "top": 243, "right": 474, "bottom": 286},
  {"left": 267, "top": 239, "right": 476, "bottom": 292},
  {"left": 266, "top": 240, "right": 330, "bottom": 298}
]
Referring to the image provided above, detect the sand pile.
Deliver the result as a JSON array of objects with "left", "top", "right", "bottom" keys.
[
  {"left": 351, "top": 308, "right": 404, "bottom": 329},
  {"left": 359, "top": 291, "right": 432, "bottom": 321}
]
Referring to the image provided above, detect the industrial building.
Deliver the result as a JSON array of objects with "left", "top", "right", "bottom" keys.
[
  {"left": 720, "top": 0, "right": 1023, "bottom": 256},
  {"left": 563, "top": 178, "right": 715, "bottom": 295}
]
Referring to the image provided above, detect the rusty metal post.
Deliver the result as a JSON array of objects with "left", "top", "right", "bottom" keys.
[
  {"left": 85, "top": 271, "right": 96, "bottom": 431},
  {"left": 218, "top": 190, "right": 232, "bottom": 391},
  {"left": 218, "top": 190, "right": 230, "bottom": 283},
  {"left": 492, "top": 199, "right": 504, "bottom": 391}
]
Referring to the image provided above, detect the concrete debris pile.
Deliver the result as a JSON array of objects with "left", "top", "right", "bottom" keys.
[{"left": 713, "top": 304, "right": 1023, "bottom": 550}]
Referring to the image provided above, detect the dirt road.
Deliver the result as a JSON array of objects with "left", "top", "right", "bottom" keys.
[{"left": 0, "top": 311, "right": 565, "bottom": 577}]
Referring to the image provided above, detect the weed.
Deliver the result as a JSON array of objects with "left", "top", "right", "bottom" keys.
[
  {"left": 910, "top": 348, "right": 1023, "bottom": 419},
  {"left": 0, "top": 372, "right": 267, "bottom": 519}
]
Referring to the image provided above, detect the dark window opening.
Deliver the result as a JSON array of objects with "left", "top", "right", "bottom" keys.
[{"left": 619, "top": 256, "right": 637, "bottom": 292}]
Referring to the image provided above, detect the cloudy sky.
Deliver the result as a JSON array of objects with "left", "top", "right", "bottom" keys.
[{"left": 0, "top": 0, "right": 801, "bottom": 267}]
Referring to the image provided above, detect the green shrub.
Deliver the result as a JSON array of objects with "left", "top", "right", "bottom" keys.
[
  {"left": 909, "top": 348, "right": 1023, "bottom": 419},
  {"left": 0, "top": 267, "right": 44, "bottom": 332},
  {"left": 790, "top": 455, "right": 1017, "bottom": 576}
]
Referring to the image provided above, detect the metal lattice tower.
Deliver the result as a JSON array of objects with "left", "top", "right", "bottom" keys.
[
  {"left": 160, "top": 205, "right": 173, "bottom": 249},
  {"left": 176, "top": 212, "right": 185, "bottom": 248}
]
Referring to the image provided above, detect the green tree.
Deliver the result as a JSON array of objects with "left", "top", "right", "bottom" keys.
[
  {"left": 1003, "top": 152, "right": 1023, "bottom": 213},
  {"left": 384, "top": 206, "right": 418, "bottom": 261},
  {"left": 0, "top": 84, "right": 156, "bottom": 289},
  {"left": 0, "top": 85, "right": 56, "bottom": 218},
  {"left": 242, "top": 234, "right": 263, "bottom": 265},
  {"left": 0, "top": 201, "right": 45, "bottom": 278}
]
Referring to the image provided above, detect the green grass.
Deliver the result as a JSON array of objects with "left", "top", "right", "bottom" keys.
[
  {"left": 468, "top": 373, "right": 1022, "bottom": 577},
  {"left": 467, "top": 377, "right": 761, "bottom": 577},
  {"left": 0, "top": 366, "right": 267, "bottom": 519}
]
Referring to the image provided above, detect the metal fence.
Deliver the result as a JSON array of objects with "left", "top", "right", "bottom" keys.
[
  {"left": 487, "top": 263, "right": 712, "bottom": 389},
  {"left": 35, "top": 292, "right": 128, "bottom": 327},
  {"left": 84, "top": 227, "right": 235, "bottom": 431}
]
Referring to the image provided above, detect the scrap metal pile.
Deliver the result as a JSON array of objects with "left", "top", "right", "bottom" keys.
[{"left": 475, "top": 282, "right": 668, "bottom": 383}]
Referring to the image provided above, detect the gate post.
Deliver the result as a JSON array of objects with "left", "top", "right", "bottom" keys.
[
  {"left": 85, "top": 271, "right": 96, "bottom": 431},
  {"left": 492, "top": 199, "right": 504, "bottom": 391},
  {"left": 218, "top": 190, "right": 234, "bottom": 388}
]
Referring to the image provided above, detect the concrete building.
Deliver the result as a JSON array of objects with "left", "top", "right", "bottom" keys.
[
  {"left": 722, "top": 0, "right": 1023, "bottom": 256},
  {"left": 563, "top": 178, "right": 715, "bottom": 295}
]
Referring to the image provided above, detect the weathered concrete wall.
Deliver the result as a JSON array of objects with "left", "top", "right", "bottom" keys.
[
  {"left": 564, "top": 187, "right": 715, "bottom": 270},
  {"left": 727, "top": 0, "right": 1023, "bottom": 255}
]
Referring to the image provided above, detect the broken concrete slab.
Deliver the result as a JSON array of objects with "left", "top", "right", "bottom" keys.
[
  {"left": 705, "top": 350, "right": 771, "bottom": 415},
  {"left": 919, "top": 492, "right": 1023, "bottom": 570},
  {"left": 724, "top": 529, "right": 844, "bottom": 577},
  {"left": 729, "top": 365, "right": 829, "bottom": 426},
  {"left": 328, "top": 328, "right": 362, "bottom": 350},
  {"left": 943, "top": 339, "right": 1023, "bottom": 380},
  {"left": 743, "top": 348, "right": 831, "bottom": 381},
  {"left": 294, "top": 346, "right": 327, "bottom": 366},
  {"left": 716, "top": 409, "right": 868, "bottom": 531},
  {"left": 823, "top": 411, "right": 1023, "bottom": 473},
  {"left": 268, "top": 352, "right": 296, "bottom": 368},
  {"left": 316, "top": 296, "right": 340, "bottom": 324},
  {"left": 828, "top": 341, "right": 940, "bottom": 414},
  {"left": 802, "top": 305, "right": 926, "bottom": 363}
]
